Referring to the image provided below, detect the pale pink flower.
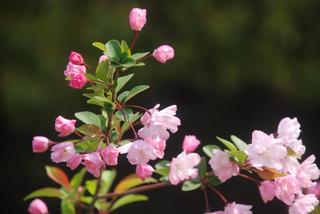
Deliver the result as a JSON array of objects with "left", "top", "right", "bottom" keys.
[
  {"left": 245, "top": 130, "right": 287, "bottom": 170},
  {"left": 295, "top": 155, "right": 320, "bottom": 188},
  {"left": 82, "top": 152, "right": 105, "bottom": 177},
  {"left": 28, "top": 199, "right": 48, "bottom": 214},
  {"left": 152, "top": 45, "right": 175, "bottom": 64},
  {"left": 277, "top": 117, "right": 301, "bottom": 140},
  {"left": 51, "top": 142, "right": 75, "bottom": 163},
  {"left": 136, "top": 164, "right": 154, "bottom": 180},
  {"left": 102, "top": 145, "right": 119, "bottom": 166},
  {"left": 69, "top": 51, "right": 84, "bottom": 65},
  {"left": 306, "top": 182, "right": 320, "bottom": 198},
  {"left": 259, "top": 180, "right": 276, "bottom": 203},
  {"left": 289, "top": 193, "right": 319, "bottom": 214},
  {"left": 66, "top": 153, "right": 82, "bottom": 170},
  {"left": 281, "top": 156, "right": 300, "bottom": 174},
  {"left": 127, "top": 140, "right": 157, "bottom": 165},
  {"left": 64, "top": 62, "right": 86, "bottom": 78},
  {"left": 169, "top": 151, "right": 201, "bottom": 185},
  {"left": 146, "top": 137, "right": 166, "bottom": 159},
  {"left": 224, "top": 202, "right": 252, "bottom": 214},
  {"left": 99, "top": 55, "right": 108, "bottom": 63},
  {"left": 129, "top": 8, "right": 147, "bottom": 31},
  {"left": 69, "top": 73, "right": 87, "bottom": 89},
  {"left": 32, "top": 136, "right": 49, "bottom": 153},
  {"left": 182, "top": 135, "right": 201, "bottom": 153},
  {"left": 209, "top": 150, "right": 239, "bottom": 182},
  {"left": 55, "top": 116, "right": 76, "bottom": 137},
  {"left": 275, "top": 175, "right": 301, "bottom": 205},
  {"left": 284, "top": 139, "right": 306, "bottom": 157}
]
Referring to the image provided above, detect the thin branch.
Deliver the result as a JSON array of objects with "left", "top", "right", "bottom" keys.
[
  {"left": 130, "top": 31, "right": 139, "bottom": 50},
  {"left": 238, "top": 173, "right": 260, "bottom": 185},
  {"left": 205, "top": 182, "right": 228, "bottom": 205},
  {"left": 202, "top": 187, "right": 210, "bottom": 212},
  {"left": 124, "top": 104, "right": 149, "bottom": 112},
  {"left": 118, "top": 108, "right": 138, "bottom": 138}
]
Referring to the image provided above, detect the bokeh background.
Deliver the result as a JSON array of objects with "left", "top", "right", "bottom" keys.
[{"left": 1, "top": 0, "right": 320, "bottom": 213}]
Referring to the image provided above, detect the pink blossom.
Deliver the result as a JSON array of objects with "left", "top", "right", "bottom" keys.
[
  {"left": 99, "top": 55, "right": 108, "bottom": 63},
  {"left": 275, "top": 175, "right": 301, "bottom": 205},
  {"left": 245, "top": 130, "right": 287, "bottom": 170},
  {"left": 69, "top": 51, "right": 84, "bottom": 65},
  {"left": 82, "top": 152, "right": 105, "bottom": 177},
  {"left": 152, "top": 45, "right": 175, "bottom": 64},
  {"left": 182, "top": 135, "right": 201, "bottom": 153},
  {"left": 127, "top": 140, "right": 157, "bottom": 165},
  {"left": 102, "top": 145, "right": 119, "bottom": 166},
  {"left": 277, "top": 117, "right": 301, "bottom": 140},
  {"left": 51, "top": 142, "right": 75, "bottom": 163},
  {"left": 66, "top": 153, "right": 82, "bottom": 170},
  {"left": 55, "top": 116, "right": 76, "bottom": 137},
  {"left": 224, "top": 202, "right": 252, "bottom": 214},
  {"left": 129, "top": 8, "right": 147, "bottom": 31},
  {"left": 289, "top": 193, "right": 319, "bottom": 214},
  {"left": 259, "top": 180, "right": 276, "bottom": 203},
  {"left": 136, "top": 164, "right": 154, "bottom": 180},
  {"left": 69, "top": 73, "right": 87, "bottom": 89},
  {"left": 28, "top": 199, "right": 48, "bottom": 214},
  {"left": 146, "top": 137, "right": 166, "bottom": 159},
  {"left": 169, "top": 151, "right": 201, "bottom": 185},
  {"left": 32, "top": 136, "right": 49, "bottom": 153},
  {"left": 306, "top": 182, "right": 320, "bottom": 198},
  {"left": 295, "top": 155, "right": 320, "bottom": 188},
  {"left": 64, "top": 62, "right": 86, "bottom": 78},
  {"left": 209, "top": 150, "right": 239, "bottom": 182}
]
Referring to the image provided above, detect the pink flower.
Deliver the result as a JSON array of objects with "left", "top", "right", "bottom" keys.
[
  {"left": 69, "top": 51, "right": 84, "bottom": 65},
  {"left": 66, "top": 153, "right": 82, "bottom": 170},
  {"left": 245, "top": 130, "right": 287, "bottom": 170},
  {"left": 275, "top": 175, "right": 301, "bottom": 205},
  {"left": 102, "top": 145, "right": 119, "bottom": 166},
  {"left": 136, "top": 164, "right": 154, "bottom": 180},
  {"left": 99, "top": 55, "right": 108, "bottom": 63},
  {"left": 152, "top": 45, "right": 175, "bottom": 64},
  {"left": 146, "top": 137, "right": 166, "bottom": 159},
  {"left": 169, "top": 151, "right": 201, "bottom": 185},
  {"left": 129, "top": 8, "right": 147, "bottom": 31},
  {"left": 69, "top": 73, "right": 88, "bottom": 89},
  {"left": 182, "top": 135, "right": 201, "bottom": 153},
  {"left": 127, "top": 140, "right": 157, "bottom": 165},
  {"left": 55, "top": 116, "right": 76, "bottom": 137},
  {"left": 51, "top": 142, "right": 75, "bottom": 163},
  {"left": 64, "top": 62, "right": 86, "bottom": 78},
  {"left": 82, "top": 152, "right": 105, "bottom": 177},
  {"left": 307, "top": 182, "right": 320, "bottom": 198},
  {"left": 28, "top": 199, "right": 48, "bottom": 214},
  {"left": 209, "top": 150, "right": 239, "bottom": 182},
  {"left": 259, "top": 180, "right": 276, "bottom": 203},
  {"left": 289, "top": 193, "right": 319, "bottom": 214},
  {"left": 295, "top": 155, "right": 320, "bottom": 188},
  {"left": 277, "top": 117, "right": 301, "bottom": 141},
  {"left": 224, "top": 202, "right": 252, "bottom": 214},
  {"left": 32, "top": 136, "right": 49, "bottom": 153}
]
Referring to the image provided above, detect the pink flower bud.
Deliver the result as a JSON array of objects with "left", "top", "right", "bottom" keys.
[
  {"left": 129, "top": 8, "right": 147, "bottom": 31},
  {"left": 64, "top": 62, "right": 86, "bottom": 78},
  {"left": 259, "top": 180, "right": 276, "bottom": 203},
  {"left": 102, "top": 145, "right": 119, "bottom": 166},
  {"left": 152, "top": 45, "right": 174, "bottom": 64},
  {"left": 67, "top": 153, "right": 82, "bottom": 170},
  {"left": 28, "top": 199, "right": 48, "bottom": 214},
  {"left": 69, "top": 73, "right": 88, "bottom": 89},
  {"left": 32, "top": 136, "right": 49, "bottom": 153},
  {"left": 51, "top": 142, "right": 75, "bottom": 163},
  {"left": 99, "top": 55, "right": 108, "bottom": 63},
  {"left": 55, "top": 116, "right": 76, "bottom": 137},
  {"left": 82, "top": 152, "right": 105, "bottom": 177},
  {"left": 69, "top": 51, "right": 84, "bottom": 65},
  {"left": 136, "top": 164, "right": 154, "bottom": 180},
  {"left": 182, "top": 135, "right": 201, "bottom": 153}
]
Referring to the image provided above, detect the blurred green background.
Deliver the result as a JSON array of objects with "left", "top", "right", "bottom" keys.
[{"left": 1, "top": 0, "right": 320, "bottom": 213}]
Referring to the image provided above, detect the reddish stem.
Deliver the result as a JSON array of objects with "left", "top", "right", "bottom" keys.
[
  {"left": 202, "top": 187, "right": 210, "bottom": 212},
  {"left": 130, "top": 31, "right": 139, "bottom": 50},
  {"left": 205, "top": 182, "right": 228, "bottom": 205},
  {"left": 238, "top": 173, "right": 261, "bottom": 185}
]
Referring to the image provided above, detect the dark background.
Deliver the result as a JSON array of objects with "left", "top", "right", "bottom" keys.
[{"left": 1, "top": 0, "right": 320, "bottom": 213}]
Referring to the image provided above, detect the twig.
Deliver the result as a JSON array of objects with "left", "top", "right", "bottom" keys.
[
  {"left": 238, "top": 173, "right": 260, "bottom": 185},
  {"left": 205, "top": 182, "right": 228, "bottom": 205},
  {"left": 202, "top": 187, "right": 210, "bottom": 212},
  {"left": 130, "top": 31, "right": 139, "bottom": 50}
]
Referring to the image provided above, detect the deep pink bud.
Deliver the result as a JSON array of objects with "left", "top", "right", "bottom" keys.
[
  {"left": 102, "top": 145, "right": 119, "bottom": 166},
  {"left": 69, "top": 73, "right": 87, "bottom": 89},
  {"left": 129, "top": 8, "right": 147, "bottom": 31},
  {"left": 99, "top": 55, "right": 108, "bottom": 63},
  {"left": 28, "top": 199, "right": 48, "bottom": 214},
  {"left": 152, "top": 45, "right": 175, "bottom": 64},
  {"left": 69, "top": 51, "right": 84, "bottom": 65},
  {"left": 182, "top": 135, "right": 201, "bottom": 153},
  {"left": 32, "top": 136, "right": 49, "bottom": 153},
  {"left": 136, "top": 164, "right": 154, "bottom": 180},
  {"left": 55, "top": 116, "right": 76, "bottom": 137},
  {"left": 66, "top": 153, "right": 82, "bottom": 170}
]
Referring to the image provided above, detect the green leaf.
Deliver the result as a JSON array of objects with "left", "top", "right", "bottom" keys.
[
  {"left": 230, "top": 135, "right": 248, "bottom": 151},
  {"left": 75, "top": 139, "right": 100, "bottom": 153},
  {"left": 76, "top": 124, "right": 101, "bottom": 137},
  {"left": 117, "top": 91, "right": 129, "bottom": 103},
  {"left": 114, "top": 174, "right": 157, "bottom": 193},
  {"left": 121, "top": 40, "right": 131, "bottom": 56},
  {"left": 154, "top": 160, "right": 170, "bottom": 177},
  {"left": 70, "top": 168, "right": 86, "bottom": 190},
  {"left": 85, "top": 179, "right": 97, "bottom": 195},
  {"left": 92, "top": 42, "right": 107, "bottom": 51},
  {"left": 46, "top": 166, "right": 70, "bottom": 189},
  {"left": 85, "top": 73, "right": 99, "bottom": 81},
  {"left": 206, "top": 175, "right": 221, "bottom": 186},
  {"left": 115, "top": 108, "right": 133, "bottom": 121},
  {"left": 216, "top": 136, "right": 238, "bottom": 153},
  {"left": 111, "top": 194, "right": 148, "bottom": 211},
  {"left": 61, "top": 199, "right": 75, "bottom": 214},
  {"left": 23, "top": 188, "right": 64, "bottom": 201},
  {"left": 95, "top": 60, "right": 109, "bottom": 81},
  {"left": 105, "top": 40, "right": 121, "bottom": 61},
  {"left": 202, "top": 145, "right": 221, "bottom": 158},
  {"left": 99, "top": 169, "right": 117, "bottom": 194},
  {"left": 131, "top": 52, "right": 149, "bottom": 61},
  {"left": 75, "top": 111, "right": 101, "bottom": 127},
  {"left": 231, "top": 151, "right": 247, "bottom": 164},
  {"left": 95, "top": 199, "right": 110, "bottom": 212},
  {"left": 116, "top": 73, "right": 134, "bottom": 93},
  {"left": 182, "top": 179, "right": 201, "bottom": 191},
  {"left": 121, "top": 58, "right": 136, "bottom": 68},
  {"left": 198, "top": 158, "right": 207, "bottom": 178},
  {"left": 80, "top": 196, "right": 93, "bottom": 204},
  {"left": 124, "top": 85, "right": 150, "bottom": 102}
]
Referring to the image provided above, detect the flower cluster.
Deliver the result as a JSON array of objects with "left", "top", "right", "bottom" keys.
[{"left": 64, "top": 51, "right": 88, "bottom": 89}]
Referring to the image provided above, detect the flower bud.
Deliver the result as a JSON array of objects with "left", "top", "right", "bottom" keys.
[
  {"left": 136, "top": 164, "right": 154, "bottom": 180},
  {"left": 32, "top": 136, "right": 49, "bottom": 153},
  {"left": 129, "top": 8, "right": 147, "bottom": 31},
  {"left": 102, "top": 145, "right": 119, "bottom": 166},
  {"left": 69, "top": 73, "right": 88, "bottom": 89},
  {"left": 152, "top": 45, "right": 174, "bottom": 64},
  {"left": 28, "top": 199, "right": 48, "bottom": 214},
  {"left": 182, "top": 135, "right": 201, "bottom": 153},
  {"left": 64, "top": 62, "right": 86, "bottom": 78},
  {"left": 55, "top": 116, "right": 76, "bottom": 137},
  {"left": 69, "top": 51, "right": 84, "bottom": 65}
]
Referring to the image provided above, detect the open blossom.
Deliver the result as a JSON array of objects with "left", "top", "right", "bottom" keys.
[
  {"left": 209, "top": 149, "right": 239, "bottom": 182},
  {"left": 82, "top": 152, "right": 105, "bottom": 177},
  {"left": 64, "top": 62, "right": 86, "bottom": 78},
  {"left": 66, "top": 153, "right": 82, "bottom": 170},
  {"left": 245, "top": 130, "right": 287, "bottom": 170},
  {"left": 259, "top": 180, "right": 276, "bottom": 203},
  {"left": 102, "top": 145, "right": 119, "bottom": 166},
  {"left": 212, "top": 202, "right": 252, "bottom": 214},
  {"left": 275, "top": 175, "right": 301, "bottom": 205},
  {"left": 182, "top": 135, "right": 201, "bottom": 153},
  {"left": 55, "top": 116, "right": 76, "bottom": 137},
  {"left": 69, "top": 51, "right": 84, "bottom": 65},
  {"left": 28, "top": 199, "right": 48, "bottom": 214},
  {"left": 51, "top": 142, "right": 75, "bottom": 163},
  {"left": 129, "top": 8, "right": 147, "bottom": 31},
  {"left": 146, "top": 137, "right": 166, "bottom": 159},
  {"left": 136, "top": 164, "right": 154, "bottom": 180},
  {"left": 127, "top": 140, "right": 157, "bottom": 165},
  {"left": 169, "top": 151, "right": 201, "bottom": 185},
  {"left": 69, "top": 73, "right": 87, "bottom": 89},
  {"left": 32, "top": 136, "right": 49, "bottom": 153},
  {"left": 277, "top": 117, "right": 301, "bottom": 141},
  {"left": 289, "top": 193, "right": 319, "bottom": 214},
  {"left": 152, "top": 45, "right": 175, "bottom": 64},
  {"left": 295, "top": 155, "right": 320, "bottom": 188}
]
